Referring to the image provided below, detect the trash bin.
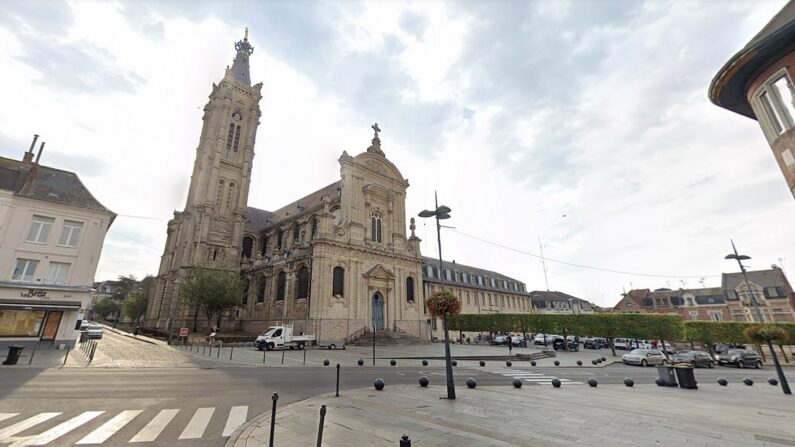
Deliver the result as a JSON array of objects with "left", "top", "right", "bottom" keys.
[
  {"left": 656, "top": 365, "right": 678, "bottom": 387},
  {"left": 674, "top": 365, "right": 698, "bottom": 389},
  {"left": 2, "top": 345, "right": 25, "bottom": 365}
]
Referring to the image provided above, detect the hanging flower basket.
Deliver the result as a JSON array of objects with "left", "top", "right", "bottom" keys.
[
  {"left": 744, "top": 325, "right": 790, "bottom": 343},
  {"left": 425, "top": 290, "right": 462, "bottom": 317}
]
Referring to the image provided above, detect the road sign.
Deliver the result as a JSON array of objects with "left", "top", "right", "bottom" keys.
[{"left": 179, "top": 328, "right": 189, "bottom": 337}]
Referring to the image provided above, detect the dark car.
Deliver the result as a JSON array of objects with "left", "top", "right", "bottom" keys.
[
  {"left": 716, "top": 349, "right": 763, "bottom": 368},
  {"left": 670, "top": 350, "right": 714, "bottom": 368},
  {"left": 584, "top": 337, "right": 607, "bottom": 349},
  {"left": 552, "top": 337, "right": 579, "bottom": 352}
]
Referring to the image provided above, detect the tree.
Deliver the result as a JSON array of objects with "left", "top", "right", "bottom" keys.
[
  {"left": 93, "top": 297, "right": 121, "bottom": 321},
  {"left": 113, "top": 274, "right": 137, "bottom": 301},
  {"left": 180, "top": 267, "right": 246, "bottom": 331},
  {"left": 122, "top": 292, "right": 148, "bottom": 326}
]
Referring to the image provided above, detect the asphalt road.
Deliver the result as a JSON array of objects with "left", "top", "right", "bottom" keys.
[{"left": 0, "top": 363, "right": 785, "bottom": 446}]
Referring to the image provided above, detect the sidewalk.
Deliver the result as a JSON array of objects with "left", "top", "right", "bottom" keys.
[{"left": 231, "top": 383, "right": 795, "bottom": 446}]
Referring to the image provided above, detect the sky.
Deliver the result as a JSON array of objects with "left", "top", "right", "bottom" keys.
[{"left": 1, "top": 0, "right": 793, "bottom": 308}]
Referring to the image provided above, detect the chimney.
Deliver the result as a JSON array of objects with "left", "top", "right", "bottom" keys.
[
  {"left": 35, "top": 141, "right": 45, "bottom": 164},
  {"left": 23, "top": 134, "right": 38, "bottom": 163}
]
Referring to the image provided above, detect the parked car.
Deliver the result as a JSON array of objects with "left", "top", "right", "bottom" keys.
[
  {"left": 613, "top": 338, "right": 629, "bottom": 350},
  {"left": 714, "top": 343, "right": 746, "bottom": 354},
  {"left": 629, "top": 339, "right": 652, "bottom": 349},
  {"left": 651, "top": 340, "right": 677, "bottom": 354},
  {"left": 315, "top": 340, "right": 345, "bottom": 350},
  {"left": 622, "top": 349, "right": 667, "bottom": 367},
  {"left": 566, "top": 335, "right": 581, "bottom": 344},
  {"left": 533, "top": 334, "right": 558, "bottom": 345},
  {"left": 584, "top": 337, "right": 608, "bottom": 349},
  {"left": 552, "top": 337, "right": 579, "bottom": 351},
  {"left": 716, "top": 349, "right": 763, "bottom": 368},
  {"left": 491, "top": 335, "right": 509, "bottom": 345},
  {"left": 511, "top": 336, "right": 527, "bottom": 347},
  {"left": 670, "top": 350, "right": 714, "bottom": 368},
  {"left": 83, "top": 325, "right": 104, "bottom": 340}
]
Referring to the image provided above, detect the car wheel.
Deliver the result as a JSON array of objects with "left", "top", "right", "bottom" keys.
[
  {"left": 641, "top": 359, "right": 648, "bottom": 367},
  {"left": 297, "top": 342, "right": 305, "bottom": 350},
  {"left": 691, "top": 361, "right": 697, "bottom": 368},
  {"left": 737, "top": 360, "right": 744, "bottom": 368},
  {"left": 708, "top": 361, "right": 714, "bottom": 368},
  {"left": 257, "top": 345, "right": 264, "bottom": 351},
  {"left": 661, "top": 360, "right": 668, "bottom": 366},
  {"left": 755, "top": 360, "right": 762, "bottom": 369},
  {"left": 267, "top": 343, "right": 274, "bottom": 351},
  {"left": 329, "top": 344, "right": 336, "bottom": 350}
]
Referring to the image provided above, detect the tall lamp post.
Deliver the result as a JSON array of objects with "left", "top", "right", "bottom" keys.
[
  {"left": 419, "top": 193, "right": 456, "bottom": 400},
  {"left": 725, "top": 240, "right": 791, "bottom": 395}
]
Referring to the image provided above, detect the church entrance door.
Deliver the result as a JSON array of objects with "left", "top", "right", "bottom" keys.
[{"left": 372, "top": 293, "right": 384, "bottom": 332}]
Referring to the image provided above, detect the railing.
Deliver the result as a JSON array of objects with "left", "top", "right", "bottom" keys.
[{"left": 77, "top": 337, "right": 99, "bottom": 366}]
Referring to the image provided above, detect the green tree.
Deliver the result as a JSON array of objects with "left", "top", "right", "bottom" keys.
[
  {"left": 113, "top": 274, "right": 137, "bottom": 301},
  {"left": 93, "top": 297, "right": 121, "bottom": 321},
  {"left": 122, "top": 292, "right": 148, "bottom": 325},
  {"left": 180, "top": 267, "right": 246, "bottom": 331}
]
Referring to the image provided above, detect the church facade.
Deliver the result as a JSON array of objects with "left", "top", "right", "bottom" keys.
[{"left": 144, "top": 33, "right": 428, "bottom": 342}]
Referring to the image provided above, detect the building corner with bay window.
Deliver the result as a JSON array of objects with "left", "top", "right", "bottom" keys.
[{"left": 0, "top": 143, "right": 115, "bottom": 350}]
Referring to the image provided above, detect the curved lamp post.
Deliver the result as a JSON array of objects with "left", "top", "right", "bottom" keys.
[
  {"left": 419, "top": 193, "right": 455, "bottom": 400},
  {"left": 725, "top": 240, "right": 791, "bottom": 395}
]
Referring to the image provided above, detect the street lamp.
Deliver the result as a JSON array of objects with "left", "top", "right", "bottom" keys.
[
  {"left": 419, "top": 193, "right": 456, "bottom": 400},
  {"left": 725, "top": 240, "right": 791, "bottom": 395}
]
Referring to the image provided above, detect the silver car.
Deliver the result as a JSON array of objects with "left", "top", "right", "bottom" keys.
[{"left": 622, "top": 349, "right": 667, "bottom": 367}]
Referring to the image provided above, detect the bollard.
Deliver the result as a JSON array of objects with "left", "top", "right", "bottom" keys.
[
  {"left": 601, "top": 357, "right": 606, "bottom": 362},
  {"left": 202, "top": 343, "right": 206, "bottom": 355},
  {"left": 390, "top": 359, "right": 396, "bottom": 366},
  {"left": 466, "top": 378, "right": 477, "bottom": 389},
  {"left": 530, "top": 360, "right": 536, "bottom": 366},
  {"left": 512, "top": 378, "right": 522, "bottom": 388},
  {"left": 551, "top": 378, "right": 562, "bottom": 388},
  {"left": 717, "top": 377, "right": 728, "bottom": 386},
  {"left": 357, "top": 358, "right": 364, "bottom": 366},
  {"left": 269, "top": 392, "right": 278, "bottom": 447},
  {"left": 316, "top": 405, "right": 327, "bottom": 447},
  {"left": 400, "top": 434, "right": 412, "bottom": 447},
  {"left": 768, "top": 378, "right": 779, "bottom": 386},
  {"left": 61, "top": 345, "right": 71, "bottom": 367},
  {"left": 592, "top": 360, "right": 598, "bottom": 365},
  {"left": 217, "top": 342, "right": 221, "bottom": 359},
  {"left": 336, "top": 364, "right": 340, "bottom": 397},
  {"left": 282, "top": 349, "right": 285, "bottom": 365},
  {"left": 479, "top": 360, "right": 485, "bottom": 367},
  {"left": 419, "top": 376, "right": 429, "bottom": 387},
  {"left": 588, "top": 378, "right": 598, "bottom": 387},
  {"left": 577, "top": 360, "right": 582, "bottom": 366},
  {"left": 230, "top": 345, "right": 234, "bottom": 361},
  {"left": 743, "top": 378, "right": 754, "bottom": 386},
  {"left": 323, "top": 359, "right": 330, "bottom": 366},
  {"left": 451, "top": 359, "right": 457, "bottom": 367},
  {"left": 506, "top": 360, "right": 512, "bottom": 367},
  {"left": 263, "top": 350, "right": 267, "bottom": 364},
  {"left": 88, "top": 343, "right": 97, "bottom": 365},
  {"left": 303, "top": 348, "right": 307, "bottom": 365},
  {"left": 421, "top": 359, "right": 428, "bottom": 366},
  {"left": 374, "top": 378, "right": 385, "bottom": 390},
  {"left": 554, "top": 360, "right": 560, "bottom": 366},
  {"left": 623, "top": 377, "right": 634, "bottom": 387},
  {"left": 28, "top": 343, "right": 37, "bottom": 365}
]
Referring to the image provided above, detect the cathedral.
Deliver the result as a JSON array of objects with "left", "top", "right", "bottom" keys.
[{"left": 144, "top": 32, "right": 430, "bottom": 342}]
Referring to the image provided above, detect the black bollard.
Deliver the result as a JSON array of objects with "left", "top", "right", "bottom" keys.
[
  {"left": 597, "top": 358, "right": 603, "bottom": 364},
  {"left": 281, "top": 349, "right": 285, "bottom": 365},
  {"left": 655, "top": 378, "right": 665, "bottom": 387},
  {"left": 577, "top": 360, "right": 583, "bottom": 366},
  {"left": 400, "top": 434, "right": 412, "bottom": 447},
  {"left": 304, "top": 348, "right": 307, "bottom": 365},
  {"left": 768, "top": 378, "right": 779, "bottom": 386},
  {"left": 624, "top": 377, "right": 634, "bottom": 387},
  {"left": 323, "top": 359, "right": 330, "bottom": 366},
  {"left": 479, "top": 360, "right": 485, "bottom": 367},
  {"left": 717, "top": 377, "right": 728, "bottom": 386},
  {"left": 263, "top": 350, "right": 267, "bottom": 364},
  {"left": 62, "top": 345, "right": 71, "bottom": 367},
  {"left": 374, "top": 378, "right": 385, "bottom": 390},
  {"left": 554, "top": 360, "right": 560, "bottom": 366},
  {"left": 316, "top": 405, "right": 326, "bottom": 447},
  {"left": 506, "top": 360, "right": 512, "bottom": 367},
  {"left": 419, "top": 376, "right": 429, "bottom": 387},
  {"left": 588, "top": 378, "right": 598, "bottom": 388},
  {"left": 28, "top": 343, "right": 37, "bottom": 365},
  {"left": 466, "top": 378, "right": 477, "bottom": 389},
  {"left": 451, "top": 359, "right": 457, "bottom": 367},
  {"left": 358, "top": 358, "right": 364, "bottom": 366},
  {"left": 336, "top": 364, "right": 340, "bottom": 397},
  {"left": 217, "top": 342, "right": 221, "bottom": 359},
  {"left": 230, "top": 345, "right": 234, "bottom": 361},
  {"left": 551, "top": 378, "right": 562, "bottom": 388},
  {"left": 531, "top": 360, "right": 537, "bottom": 366},
  {"left": 601, "top": 357, "right": 606, "bottom": 361},
  {"left": 390, "top": 359, "right": 396, "bottom": 366},
  {"left": 269, "top": 392, "right": 278, "bottom": 447},
  {"left": 592, "top": 360, "right": 598, "bottom": 365},
  {"left": 422, "top": 359, "right": 428, "bottom": 366},
  {"left": 513, "top": 378, "right": 522, "bottom": 388},
  {"left": 743, "top": 378, "right": 754, "bottom": 386}
]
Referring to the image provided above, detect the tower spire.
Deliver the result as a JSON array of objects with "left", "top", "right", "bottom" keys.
[{"left": 230, "top": 28, "right": 254, "bottom": 85}]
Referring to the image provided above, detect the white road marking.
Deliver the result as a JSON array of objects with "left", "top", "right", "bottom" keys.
[
  {"left": 129, "top": 409, "right": 179, "bottom": 443},
  {"left": 20, "top": 411, "right": 104, "bottom": 446},
  {"left": 178, "top": 407, "right": 214, "bottom": 440},
  {"left": 0, "top": 413, "right": 61, "bottom": 442},
  {"left": 0, "top": 414, "right": 18, "bottom": 423},
  {"left": 76, "top": 410, "right": 142, "bottom": 444},
  {"left": 222, "top": 406, "right": 248, "bottom": 437}
]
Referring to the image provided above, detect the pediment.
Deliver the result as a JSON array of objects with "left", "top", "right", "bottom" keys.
[{"left": 362, "top": 264, "right": 395, "bottom": 280}]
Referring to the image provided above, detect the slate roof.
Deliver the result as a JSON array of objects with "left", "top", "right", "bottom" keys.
[
  {"left": 709, "top": 0, "right": 795, "bottom": 118},
  {"left": 245, "top": 181, "right": 340, "bottom": 233},
  {"left": 722, "top": 268, "right": 792, "bottom": 294},
  {"left": 528, "top": 290, "right": 592, "bottom": 309},
  {"left": 421, "top": 256, "right": 528, "bottom": 294},
  {"left": 245, "top": 206, "right": 274, "bottom": 232},
  {"left": 0, "top": 156, "right": 115, "bottom": 217}
]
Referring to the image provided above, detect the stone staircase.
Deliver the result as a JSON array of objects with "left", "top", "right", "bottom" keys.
[{"left": 348, "top": 329, "right": 425, "bottom": 346}]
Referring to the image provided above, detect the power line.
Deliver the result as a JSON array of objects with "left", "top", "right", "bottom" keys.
[
  {"left": 449, "top": 228, "right": 721, "bottom": 279},
  {"left": 116, "top": 214, "right": 166, "bottom": 221},
  {"left": 109, "top": 230, "right": 162, "bottom": 252}
]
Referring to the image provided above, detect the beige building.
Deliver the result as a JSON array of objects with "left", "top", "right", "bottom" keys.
[
  {"left": 528, "top": 291, "right": 594, "bottom": 314},
  {"left": 0, "top": 141, "right": 115, "bottom": 348}
]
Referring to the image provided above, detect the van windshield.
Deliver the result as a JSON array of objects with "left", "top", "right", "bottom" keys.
[{"left": 262, "top": 328, "right": 277, "bottom": 336}]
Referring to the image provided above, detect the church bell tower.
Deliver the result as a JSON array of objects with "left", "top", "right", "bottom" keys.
[{"left": 147, "top": 30, "right": 262, "bottom": 329}]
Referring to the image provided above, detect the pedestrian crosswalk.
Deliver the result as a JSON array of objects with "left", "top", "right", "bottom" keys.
[
  {"left": 0, "top": 406, "right": 250, "bottom": 445},
  {"left": 488, "top": 368, "right": 584, "bottom": 385}
]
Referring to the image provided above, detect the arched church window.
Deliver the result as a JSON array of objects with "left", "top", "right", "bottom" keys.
[
  {"left": 296, "top": 265, "right": 309, "bottom": 299},
  {"left": 276, "top": 229, "right": 283, "bottom": 249},
  {"left": 292, "top": 224, "right": 300, "bottom": 242},
  {"left": 226, "top": 182, "right": 236, "bottom": 212},
  {"left": 406, "top": 277, "right": 415, "bottom": 302},
  {"left": 332, "top": 267, "right": 344, "bottom": 297},
  {"left": 311, "top": 216, "right": 318, "bottom": 239},
  {"left": 242, "top": 236, "right": 253, "bottom": 258},
  {"left": 216, "top": 180, "right": 225, "bottom": 210},
  {"left": 259, "top": 235, "right": 267, "bottom": 256},
  {"left": 371, "top": 211, "right": 382, "bottom": 243},
  {"left": 276, "top": 271, "right": 286, "bottom": 301},
  {"left": 226, "top": 123, "right": 235, "bottom": 151}
]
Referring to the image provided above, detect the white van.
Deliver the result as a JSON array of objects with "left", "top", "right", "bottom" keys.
[{"left": 613, "top": 338, "right": 629, "bottom": 350}]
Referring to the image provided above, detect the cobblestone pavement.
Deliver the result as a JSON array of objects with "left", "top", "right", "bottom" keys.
[{"left": 232, "top": 383, "right": 795, "bottom": 447}]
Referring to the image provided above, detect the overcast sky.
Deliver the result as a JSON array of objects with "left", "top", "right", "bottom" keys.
[{"left": 1, "top": 0, "right": 793, "bottom": 307}]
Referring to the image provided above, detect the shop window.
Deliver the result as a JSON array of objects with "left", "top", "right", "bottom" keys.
[{"left": 0, "top": 310, "right": 45, "bottom": 337}]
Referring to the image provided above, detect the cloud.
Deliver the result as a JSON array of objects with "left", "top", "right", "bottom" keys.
[
  {"left": 399, "top": 10, "right": 430, "bottom": 40},
  {"left": 38, "top": 150, "right": 108, "bottom": 177}
]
